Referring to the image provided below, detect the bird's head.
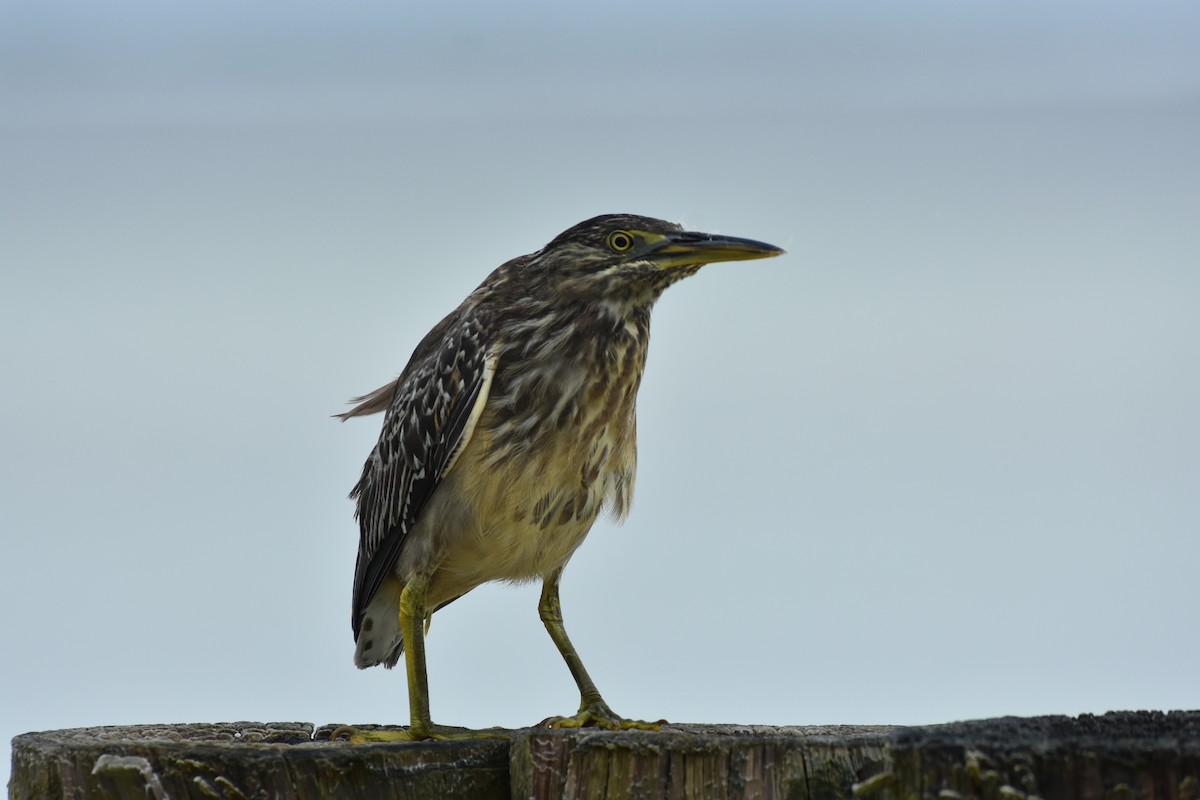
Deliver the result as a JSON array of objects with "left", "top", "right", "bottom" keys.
[{"left": 518, "top": 214, "right": 785, "bottom": 303}]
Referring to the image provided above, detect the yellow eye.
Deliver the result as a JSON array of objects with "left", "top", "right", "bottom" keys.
[{"left": 607, "top": 231, "right": 635, "bottom": 253}]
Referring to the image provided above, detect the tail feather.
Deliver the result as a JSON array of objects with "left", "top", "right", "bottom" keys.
[
  {"left": 336, "top": 378, "right": 400, "bottom": 421},
  {"left": 354, "top": 577, "right": 405, "bottom": 669}
]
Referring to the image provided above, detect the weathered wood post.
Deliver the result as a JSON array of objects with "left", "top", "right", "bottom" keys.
[{"left": 10, "top": 712, "right": 1200, "bottom": 799}]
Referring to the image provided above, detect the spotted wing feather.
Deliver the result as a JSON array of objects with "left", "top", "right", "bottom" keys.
[{"left": 349, "top": 312, "right": 495, "bottom": 637}]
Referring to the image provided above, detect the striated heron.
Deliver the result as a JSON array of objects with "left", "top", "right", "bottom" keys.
[{"left": 338, "top": 214, "right": 783, "bottom": 740}]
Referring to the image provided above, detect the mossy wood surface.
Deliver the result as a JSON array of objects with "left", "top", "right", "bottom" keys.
[
  {"left": 10, "top": 712, "right": 1199, "bottom": 800},
  {"left": 875, "top": 711, "right": 1200, "bottom": 800}
]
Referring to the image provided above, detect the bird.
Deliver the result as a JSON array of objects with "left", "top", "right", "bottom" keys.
[{"left": 338, "top": 213, "right": 784, "bottom": 741}]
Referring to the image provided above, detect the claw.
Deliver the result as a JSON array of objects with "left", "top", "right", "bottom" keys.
[
  {"left": 541, "top": 699, "right": 664, "bottom": 731},
  {"left": 329, "top": 725, "right": 357, "bottom": 741},
  {"left": 336, "top": 724, "right": 509, "bottom": 743}
]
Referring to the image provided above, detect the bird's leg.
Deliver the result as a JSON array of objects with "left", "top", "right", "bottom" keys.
[
  {"left": 345, "top": 574, "right": 505, "bottom": 743},
  {"left": 537, "top": 570, "right": 662, "bottom": 731},
  {"left": 399, "top": 573, "right": 435, "bottom": 737}
]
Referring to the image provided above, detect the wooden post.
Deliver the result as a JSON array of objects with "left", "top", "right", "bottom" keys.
[
  {"left": 508, "top": 724, "right": 891, "bottom": 799},
  {"left": 8, "top": 722, "right": 511, "bottom": 800},
  {"left": 9, "top": 712, "right": 1200, "bottom": 799},
  {"left": 874, "top": 712, "right": 1200, "bottom": 800}
]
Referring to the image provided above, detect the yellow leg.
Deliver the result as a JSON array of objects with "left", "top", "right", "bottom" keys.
[
  {"left": 342, "top": 574, "right": 505, "bottom": 743},
  {"left": 537, "top": 570, "right": 662, "bottom": 731},
  {"left": 399, "top": 573, "right": 435, "bottom": 737}
]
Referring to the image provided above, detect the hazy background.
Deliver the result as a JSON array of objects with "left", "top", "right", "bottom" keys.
[{"left": 3, "top": 0, "right": 1198, "bottom": 786}]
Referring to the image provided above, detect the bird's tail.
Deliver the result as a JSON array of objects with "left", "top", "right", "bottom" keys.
[
  {"left": 336, "top": 378, "right": 400, "bottom": 421},
  {"left": 353, "top": 578, "right": 405, "bottom": 669}
]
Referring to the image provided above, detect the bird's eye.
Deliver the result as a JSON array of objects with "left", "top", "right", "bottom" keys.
[{"left": 607, "top": 231, "right": 635, "bottom": 253}]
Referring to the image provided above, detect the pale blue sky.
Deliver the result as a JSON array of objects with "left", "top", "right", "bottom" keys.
[{"left": 2, "top": 1, "right": 1198, "bottom": 788}]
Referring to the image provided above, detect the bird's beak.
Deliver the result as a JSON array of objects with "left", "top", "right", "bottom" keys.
[{"left": 646, "top": 230, "right": 785, "bottom": 270}]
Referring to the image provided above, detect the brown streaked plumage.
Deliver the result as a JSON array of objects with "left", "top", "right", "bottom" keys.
[{"left": 339, "top": 213, "right": 784, "bottom": 741}]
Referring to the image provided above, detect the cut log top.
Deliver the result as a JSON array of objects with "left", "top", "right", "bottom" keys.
[{"left": 9, "top": 711, "right": 1200, "bottom": 800}]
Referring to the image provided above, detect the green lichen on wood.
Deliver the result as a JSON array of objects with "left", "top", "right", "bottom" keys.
[{"left": 11, "top": 714, "right": 1198, "bottom": 800}]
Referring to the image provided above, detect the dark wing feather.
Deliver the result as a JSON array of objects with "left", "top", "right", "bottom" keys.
[{"left": 348, "top": 311, "right": 496, "bottom": 637}]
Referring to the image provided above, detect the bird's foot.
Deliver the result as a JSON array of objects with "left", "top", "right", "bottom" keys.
[
  {"left": 330, "top": 723, "right": 508, "bottom": 743},
  {"left": 540, "top": 699, "right": 664, "bottom": 731}
]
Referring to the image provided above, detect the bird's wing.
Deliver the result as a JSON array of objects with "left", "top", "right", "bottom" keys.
[{"left": 348, "top": 313, "right": 497, "bottom": 636}]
